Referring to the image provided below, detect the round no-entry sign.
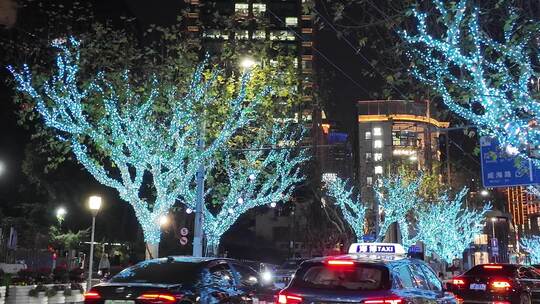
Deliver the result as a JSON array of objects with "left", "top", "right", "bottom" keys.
[{"left": 180, "top": 236, "right": 189, "bottom": 246}]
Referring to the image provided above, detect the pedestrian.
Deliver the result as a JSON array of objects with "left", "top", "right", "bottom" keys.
[{"left": 98, "top": 253, "right": 111, "bottom": 277}]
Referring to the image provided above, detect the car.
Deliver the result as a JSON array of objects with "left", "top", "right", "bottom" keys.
[
  {"left": 448, "top": 264, "right": 540, "bottom": 304},
  {"left": 274, "top": 259, "right": 305, "bottom": 289},
  {"left": 84, "top": 256, "right": 279, "bottom": 304},
  {"left": 277, "top": 243, "right": 457, "bottom": 304}
]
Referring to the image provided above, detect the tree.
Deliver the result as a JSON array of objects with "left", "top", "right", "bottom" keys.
[
  {"left": 193, "top": 126, "right": 308, "bottom": 255},
  {"left": 374, "top": 174, "right": 422, "bottom": 249},
  {"left": 415, "top": 188, "right": 491, "bottom": 263},
  {"left": 402, "top": 0, "right": 540, "bottom": 165},
  {"left": 8, "top": 38, "right": 306, "bottom": 257},
  {"left": 521, "top": 236, "right": 540, "bottom": 264},
  {"left": 326, "top": 177, "right": 367, "bottom": 241}
]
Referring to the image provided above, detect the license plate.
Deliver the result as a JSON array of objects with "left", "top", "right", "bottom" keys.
[
  {"left": 104, "top": 300, "right": 135, "bottom": 304},
  {"left": 469, "top": 283, "right": 486, "bottom": 290}
]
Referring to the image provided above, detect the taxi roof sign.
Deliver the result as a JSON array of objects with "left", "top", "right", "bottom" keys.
[{"left": 348, "top": 243, "right": 406, "bottom": 255}]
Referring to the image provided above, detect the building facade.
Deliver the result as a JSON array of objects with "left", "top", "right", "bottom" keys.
[{"left": 357, "top": 100, "right": 448, "bottom": 191}]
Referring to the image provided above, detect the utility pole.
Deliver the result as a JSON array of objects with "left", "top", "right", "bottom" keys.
[{"left": 193, "top": 121, "right": 205, "bottom": 257}]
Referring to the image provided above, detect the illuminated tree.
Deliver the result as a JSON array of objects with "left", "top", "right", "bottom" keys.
[
  {"left": 374, "top": 174, "right": 422, "bottom": 249},
  {"left": 415, "top": 188, "right": 491, "bottom": 263},
  {"left": 326, "top": 177, "right": 367, "bottom": 241},
  {"left": 8, "top": 38, "right": 306, "bottom": 257},
  {"left": 194, "top": 126, "right": 308, "bottom": 255},
  {"left": 521, "top": 236, "right": 540, "bottom": 264},
  {"left": 402, "top": 0, "right": 540, "bottom": 165}
]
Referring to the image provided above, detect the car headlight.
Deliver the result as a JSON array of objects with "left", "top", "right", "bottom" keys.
[{"left": 261, "top": 271, "right": 273, "bottom": 283}]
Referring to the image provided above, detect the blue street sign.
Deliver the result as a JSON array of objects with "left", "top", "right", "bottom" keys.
[
  {"left": 480, "top": 137, "right": 540, "bottom": 188},
  {"left": 363, "top": 234, "right": 375, "bottom": 242},
  {"left": 408, "top": 245, "right": 422, "bottom": 253}
]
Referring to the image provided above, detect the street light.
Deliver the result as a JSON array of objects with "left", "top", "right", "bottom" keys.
[
  {"left": 87, "top": 195, "right": 102, "bottom": 291},
  {"left": 159, "top": 215, "right": 169, "bottom": 227},
  {"left": 55, "top": 207, "right": 67, "bottom": 224},
  {"left": 240, "top": 57, "right": 256, "bottom": 70},
  {"left": 480, "top": 189, "right": 490, "bottom": 197},
  {"left": 0, "top": 161, "right": 5, "bottom": 176}
]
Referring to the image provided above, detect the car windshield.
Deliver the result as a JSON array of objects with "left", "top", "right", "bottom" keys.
[
  {"left": 291, "top": 263, "right": 389, "bottom": 291},
  {"left": 110, "top": 260, "right": 201, "bottom": 284},
  {"left": 464, "top": 265, "right": 517, "bottom": 277}
]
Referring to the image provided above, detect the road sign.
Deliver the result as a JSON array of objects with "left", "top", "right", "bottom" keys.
[
  {"left": 480, "top": 137, "right": 540, "bottom": 187},
  {"left": 408, "top": 245, "right": 422, "bottom": 253},
  {"left": 180, "top": 236, "right": 188, "bottom": 246},
  {"left": 180, "top": 227, "right": 189, "bottom": 236},
  {"left": 362, "top": 234, "right": 375, "bottom": 242}
]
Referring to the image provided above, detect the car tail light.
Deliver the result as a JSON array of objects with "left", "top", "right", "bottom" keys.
[
  {"left": 451, "top": 278, "right": 466, "bottom": 286},
  {"left": 491, "top": 280, "right": 511, "bottom": 289},
  {"left": 364, "top": 297, "right": 403, "bottom": 304},
  {"left": 277, "top": 292, "right": 303, "bottom": 304},
  {"left": 83, "top": 290, "right": 101, "bottom": 302},
  {"left": 326, "top": 260, "right": 355, "bottom": 266},
  {"left": 137, "top": 293, "right": 180, "bottom": 303},
  {"left": 483, "top": 265, "right": 503, "bottom": 269}
]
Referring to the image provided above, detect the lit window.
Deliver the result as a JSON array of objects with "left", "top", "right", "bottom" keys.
[
  {"left": 234, "top": 3, "right": 249, "bottom": 15},
  {"left": 374, "top": 140, "right": 383, "bottom": 149},
  {"left": 365, "top": 153, "right": 372, "bottom": 160},
  {"left": 374, "top": 166, "right": 383, "bottom": 174},
  {"left": 253, "top": 30, "right": 266, "bottom": 39},
  {"left": 374, "top": 153, "right": 383, "bottom": 162},
  {"left": 373, "top": 127, "right": 382, "bottom": 136},
  {"left": 252, "top": 3, "right": 266, "bottom": 15},
  {"left": 367, "top": 177, "right": 373, "bottom": 185},
  {"left": 235, "top": 30, "right": 249, "bottom": 40},
  {"left": 365, "top": 131, "right": 372, "bottom": 140},
  {"left": 285, "top": 17, "right": 298, "bottom": 26},
  {"left": 269, "top": 30, "right": 295, "bottom": 41},
  {"left": 203, "top": 30, "right": 229, "bottom": 40}
]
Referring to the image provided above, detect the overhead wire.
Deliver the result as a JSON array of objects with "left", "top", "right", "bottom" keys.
[
  {"left": 312, "top": 5, "right": 412, "bottom": 101},
  {"left": 266, "top": 8, "right": 372, "bottom": 98}
]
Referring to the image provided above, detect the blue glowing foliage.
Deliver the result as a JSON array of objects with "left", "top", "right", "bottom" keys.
[
  {"left": 199, "top": 125, "right": 308, "bottom": 250},
  {"left": 415, "top": 188, "right": 491, "bottom": 263},
  {"left": 326, "top": 176, "right": 367, "bottom": 241},
  {"left": 374, "top": 174, "right": 422, "bottom": 249},
  {"left": 402, "top": 0, "right": 540, "bottom": 165},
  {"left": 521, "top": 236, "right": 540, "bottom": 264},
  {"left": 7, "top": 38, "right": 273, "bottom": 245}
]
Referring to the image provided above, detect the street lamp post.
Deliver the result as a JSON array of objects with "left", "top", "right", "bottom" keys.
[
  {"left": 87, "top": 196, "right": 102, "bottom": 291},
  {"left": 491, "top": 217, "right": 497, "bottom": 263}
]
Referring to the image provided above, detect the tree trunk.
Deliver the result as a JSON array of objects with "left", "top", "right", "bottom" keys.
[
  {"left": 206, "top": 238, "right": 219, "bottom": 257},
  {"left": 145, "top": 243, "right": 159, "bottom": 260}
]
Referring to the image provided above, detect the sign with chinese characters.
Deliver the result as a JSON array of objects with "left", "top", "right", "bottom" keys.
[{"left": 480, "top": 137, "right": 540, "bottom": 187}]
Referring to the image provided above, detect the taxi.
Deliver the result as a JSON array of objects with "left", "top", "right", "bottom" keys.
[{"left": 277, "top": 243, "right": 458, "bottom": 304}]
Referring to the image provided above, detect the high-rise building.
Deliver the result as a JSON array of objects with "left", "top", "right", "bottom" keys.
[
  {"left": 183, "top": 0, "right": 315, "bottom": 124},
  {"left": 357, "top": 100, "right": 448, "bottom": 189}
]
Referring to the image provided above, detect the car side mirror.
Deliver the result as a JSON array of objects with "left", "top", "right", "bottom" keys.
[{"left": 242, "top": 276, "right": 259, "bottom": 287}]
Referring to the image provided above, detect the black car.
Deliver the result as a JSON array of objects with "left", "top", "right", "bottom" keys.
[
  {"left": 84, "top": 256, "right": 278, "bottom": 304},
  {"left": 277, "top": 246, "right": 456, "bottom": 304},
  {"left": 448, "top": 264, "right": 540, "bottom": 304}
]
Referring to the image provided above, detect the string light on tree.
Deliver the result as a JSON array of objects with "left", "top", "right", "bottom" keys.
[
  {"left": 402, "top": 0, "right": 540, "bottom": 166},
  {"left": 7, "top": 37, "right": 298, "bottom": 257},
  {"left": 374, "top": 175, "right": 422, "bottom": 249},
  {"left": 521, "top": 236, "right": 540, "bottom": 264},
  {"left": 415, "top": 188, "right": 491, "bottom": 263},
  {"left": 326, "top": 176, "right": 367, "bottom": 241}
]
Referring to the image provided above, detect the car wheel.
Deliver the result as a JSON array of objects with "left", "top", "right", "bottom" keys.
[{"left": 519, "top": 293, "right": 531, "bottom": 304}]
